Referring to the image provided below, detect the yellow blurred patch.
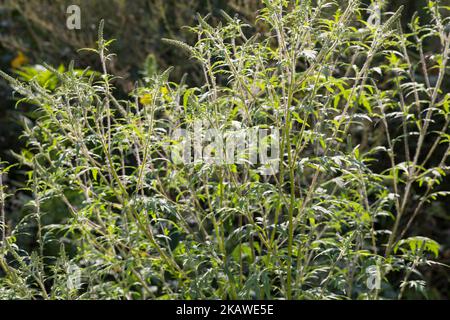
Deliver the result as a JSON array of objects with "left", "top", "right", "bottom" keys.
[
  {"left": 160, "top": 86, "right": 169, "bottom": 96},
  {"left": 139, "top": 93, "right": 153, "bottom": 105},
  {"left": 11, "top": 51, "right": 29, "bottom": 69}
]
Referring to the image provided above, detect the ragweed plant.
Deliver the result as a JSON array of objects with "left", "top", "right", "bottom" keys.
[{"left": 0, "top": 0, "right": 449, "bottom": 300}]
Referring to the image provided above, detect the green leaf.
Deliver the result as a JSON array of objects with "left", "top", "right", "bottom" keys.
[{"left": 395, "top": 236, "right": 440, "bottom": 258}]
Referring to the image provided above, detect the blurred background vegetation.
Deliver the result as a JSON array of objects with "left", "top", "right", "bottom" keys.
[{"left": 0, "top": 0, "right": 448, "bottom": 298}]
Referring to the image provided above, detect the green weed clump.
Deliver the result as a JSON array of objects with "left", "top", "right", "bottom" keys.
[{"left": 0, "top": 0, "right": 449, "bottom": 299}]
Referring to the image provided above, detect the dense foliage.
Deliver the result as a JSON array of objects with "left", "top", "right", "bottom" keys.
[{"left": 0, "top": 0, "right": 449, "bottom": 299}]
